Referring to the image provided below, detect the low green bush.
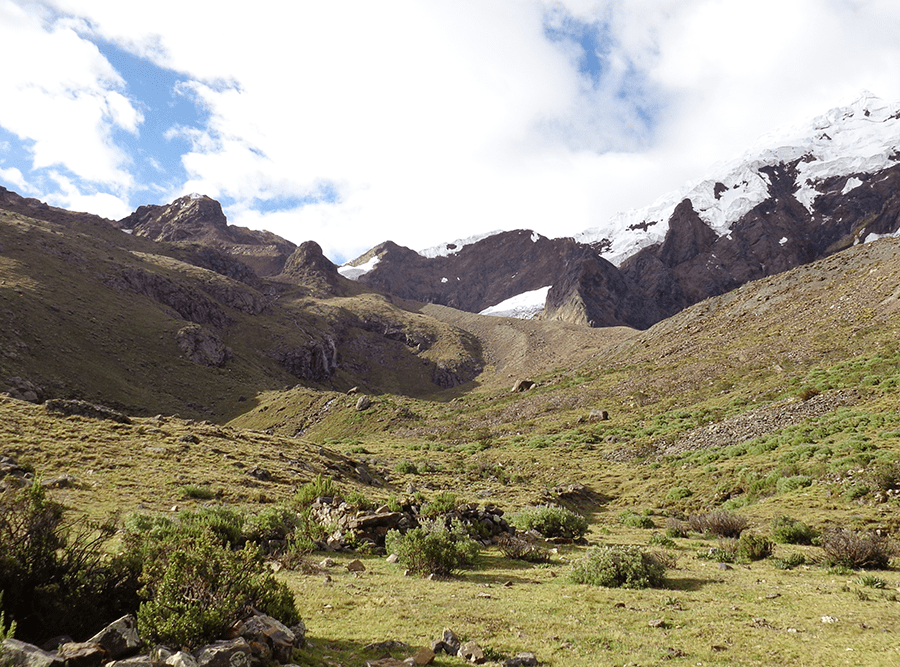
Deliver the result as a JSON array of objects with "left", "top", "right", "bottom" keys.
[
  {"left": 394, "top": 461, "right": 419, "bottom": 475},
  {"left": 666, "top": 487, "right": 693, "bottom": 502},
  {"left": 620, "top": 511, "right": 655, "bottom": 529},
  {"left": 421, "top": 492, "right": 458, "bottom": 518},
  {"left": 648, "top": 533, "right": 676, "bottom": 548},
  {"left": 770, "top": 516, "right": 818, "bottom": 545},
  {"left": 510, "top": 506, "right": 588, "bottom": 540},
  {"left": 385, "top": 520, "right": 480, "bottom": 576},
  {"left": 134, "top": 530, "right": 299, "bottom": 648},
  {"left": 775, "top": 475, "right": 813, "bottom": 494},
  {"left": 735, "top": 533, "right": 773, "bottom": 562},
  {"left": 773, "top": 553, "right": 806, "bottom": 570},
  {"left": 294, "top": 474, "right": 336, "bottom": 507},
  {"left": 569, "top": 546, "right": 666, "bottom": 589},
  {"left": 181, "top": 484, "right": 216, "bottom": 500},
  {"left": 496, "top": 535, "right": 550, "bottom": 563}
]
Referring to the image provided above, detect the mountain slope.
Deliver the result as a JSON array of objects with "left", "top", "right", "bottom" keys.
[{"left": 341, "top": 93, "right": 900, "bottom": 329}]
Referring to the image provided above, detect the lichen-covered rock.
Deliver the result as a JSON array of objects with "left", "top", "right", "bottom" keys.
[
  {"left": 1, "top": 639, "right": 64, "bottom": 667},
  {"left": 88, "top": 614, "right": 141, "bottom": 660}
]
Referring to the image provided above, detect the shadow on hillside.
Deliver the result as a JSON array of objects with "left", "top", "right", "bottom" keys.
[{"left": 664, "top": 577, "right": 712, "bottom": 592}]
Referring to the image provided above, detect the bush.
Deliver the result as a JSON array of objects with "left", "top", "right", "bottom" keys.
[
  {"left": 134, "top": 530, "right": 299, "bottom": 648},
  {"left": 696, "top": 542, "right": 736, "bottom": 563},
  {"left": 510, "top": 506, "right": 588, "bottom": 540},
  {"left": 666, "top": 487, "right": 693, "bottom": 502},
  {"left": 771, "top": 516, "right": 818, "bottom": 545},
  {"left": 735, "top": 533, "right": 773, "bottom": 562},
  {"left": 385, "top": 520, "right": 480, "bottom": 576},
  {"left": 776, "top": 475, "right": 813, "bottom": 494},
  {"left": 421, "top": 492, "right": 458, "bottom": 518},
  {"left": 294, "top": 474, "right": 336, "bottom": 507},
  {"left": 0, "top": 482, "right": 140, "bottom": 643},
  {"left": 648, "top": 533, "right": 676, "bottom": 549},
  {"left": 181, "top": 484, "right": 216, "bottom": 500},
  {"left": 569, "top": 546, "right": 666, "bottom": 589},
  {"left": 821, "top": 529, "right": 894, "bottom": 570},
  {"left": 394, "top": 461, "right": 419, "bottom": 475},
  {"left": 620, "top": 511, "right": 655, "bottom": 529},
  {"left": 773, "top": 553, "right": 806, "bottom": 570},
  {"left": 688, "top": 511, "right": 748, "bottom": 538},
  {"left": 244, "top": 505, "right": 301, "bottom": 542},
  {"left": 496, "top": 535, "right": 550, "bottom": 563},
  {"left": 665, "top": 518, "right": 688, "bottom": 539},
  {"left": 844, "top": 482, "right": 870, "bottom": 500}
]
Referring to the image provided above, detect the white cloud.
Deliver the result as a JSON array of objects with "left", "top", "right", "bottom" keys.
[
  {"left": 4, "top": 0, "right": 900, "bottom": 262},
  {"left": 0, "top": 0, "right": 142, "bottom": 188},
  {"left": 0, "top": 166, "right": 28, "bottom": 191}
]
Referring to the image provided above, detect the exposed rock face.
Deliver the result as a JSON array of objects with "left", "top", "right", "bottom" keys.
[
  {"left": 118, "top": 195, "right": 296, "bottom": 276},
  {"left": 279, "top": 241, "right": 345, "bottom": 295},
  {"left": 270, "top": 337, "right": 338, "bottom": 382},
  {"left": 176, "top": 325, "right": 232, "bottom": 367}
]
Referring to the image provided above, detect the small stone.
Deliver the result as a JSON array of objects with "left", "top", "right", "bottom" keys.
[
  {"left": 717, "top": 563, "right": 733, "bottom": 570},
  {"left": 386, "top": 553, "right": 400, "bottom": 563},
  {"left": 56, "top": 642, "right": 109, "bottom": 667},
  {"left": 411, "top": 647, "right": 435, "bottom": 666},
  {"left": 503, "top": 653, "right": 538, "bottom": 667},
  {"left": 319, "top": 558, "right": 336, "bottom": 568},
  {"left": 648, "top": 619, "right": 667, "bottom": 628},
  {"left": 440, "top": 630, "right": 460, "bottom": 655},
  {"left": 821, "top": 616, "right": 839, "bottom": 623},
  {"left": 346, "top": 559, "right": 366, "bottom": 572}
]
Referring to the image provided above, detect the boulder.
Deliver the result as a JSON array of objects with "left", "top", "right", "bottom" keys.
[
  {"left": 57, "top": 643, "right": 109, "bottom": 667},
  {"left": 193, "top": 639, "right": 251, "bottom": 667},
  {"left": 106, "top": 657, "right": 160, "bottom": 667},
  {"left": 88, "top": 614, "right": 141, "bottom": 659},
  {"left": 458, "top": 641, "right": 485, "bottom": 664},
  {"left": 511, "top": 379, "right": 535, "bottom": 393},
  {"left": 356, "top": 395, "right": 372, "bottom": 411},
  {"left": 238, "top": 613, "right": 296, "bottom": 664},
  {"left": 164, "top": 652, "right": 197, "bottom": 667},
  {"left": 411, "top": 647, "right": 435, "bottom": 666},
  {"left": 1, "top": 639, "right": 64, "bottom": 667},
  {"left": 503, "top": 653, "right": 538, "bottom": 667}
]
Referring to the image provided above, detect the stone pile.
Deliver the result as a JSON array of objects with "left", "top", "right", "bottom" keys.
[
  {"left": 1, "top": 612, "right": 306, "bottom": 667},
  {"left": 307, "top": 498, "right": 514, "bottom": 552},
  {"left": 362, "top": 629, "right": 538, "bottom": 667}
]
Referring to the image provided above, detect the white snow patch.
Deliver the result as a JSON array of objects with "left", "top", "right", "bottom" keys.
[
  {"left": 479, "top": 286, "right": 551, "bottom": 319},
  {"left": 338, "top": 254, "right": 380, "bottom": 280},
  {"left": 576, "top": 92, "right": 900, "bottom": 266},
  {"left": 122, "top": 229, "right": 133, "bottom": 234},
  {"left": 779, "top": 237, "right": 788, "bottom": 246},
  {"left": 419, "top": 230, "right": 503, "bottom": 258},
  {"left": 189, "top": 192, "right": 203, "bottom": 200},
  {"left": 842, "top": 177, "right": 864, "bottom": 195},
  {"left": 531, "top": 231, "right": 541, "bottom": 243},
  {"left": 441, "top": 277, "right": 448, "bottom": 283}
]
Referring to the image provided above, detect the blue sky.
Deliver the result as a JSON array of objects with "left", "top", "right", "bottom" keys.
[{"left": 2, "top": 0, "right": 900, "bottom": 263}]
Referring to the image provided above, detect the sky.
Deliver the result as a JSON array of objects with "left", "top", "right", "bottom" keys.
[{"left": 2, "top": 1, "right": 900, "bottom": 264}]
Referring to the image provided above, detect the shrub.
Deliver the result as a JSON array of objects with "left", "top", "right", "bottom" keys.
[
  {"left": 857, "top": 574, "right": 887, "bottom": 589},
  {"left": 0, "top": 482, "right": 140, "bottom": 642},
  {"left": 869, "top": 461, "right": 900, "bottom": 492},
  {"left": 569, "top": 546, "right": 666, "bottom": 589},
  {"left": 771, "top": 516, "right": 818, "bottom": 545},
  {"left": 180, "top": 506, "right": 246, "bottom": 546},
  {"left": 421, "top": 492, "right": 458, "bottom": 518},
  {"left": 821, "top": 529, "right": 894, "bottom": 570},
  {"left": 648, "top": 533, "right": 676, "bottom": 549},
  {"left": 776, "top": 475, "right": 813, "bottom": 494},
  {"left": 620, "top": 511, "right": 655, "bottom": 529},
  {"left": 735, "top": 533, "right": 773, "bottom": 562},
  {"left": 385, "top": 520, "right": 480, "bottom": 576},
  {"left": 181, "top": 484, "right": 215, "bottom": 500},
  {"left": 666, "top": 487, "right": 693, "bottom": 502},
  {"left": 244, "top": 505, "right": 301, "bottom": 542},
  {"left": 696, "top": 541, "right": 736, "bottom": 563},
  {"left": 496, "top": 535, "right": 550, "bottom": 563},
  {"left": 798, "top": 386, "right": 820, "bottom": 401},
  {"left": 394, "top": 461, "right": 419, "bottom": 475},
  {"left": 510, "top": 506, "right": 588, "bottom": 540},
  {"left": 773, "top": 553, "right": 806, "bottom": 570},
  {"left": 134, "top": 530, "right": 299, "bottom": 648},
  {"left": 688, "top": 511, "right": 748, "bottom": 538},
  {"left": 665, "top": 518, "right": 688, "bottom": 539},
  {"left": 294, "top": 474, "right": 336, "bottom": 507},
  {"left": 844, "top": 482, "right": 870, "bottom": 500}
]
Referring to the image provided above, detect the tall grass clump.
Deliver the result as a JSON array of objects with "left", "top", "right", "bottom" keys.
[
  {"left": 510, "top": 505, "right": 588, "bottom": 540},
  {"left": 569, "top": 546, "right": 666, "bottom": 589}
]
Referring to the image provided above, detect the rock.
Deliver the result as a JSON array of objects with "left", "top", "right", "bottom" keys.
[
  {"left": 347, "top": 386, "right": 359, "bottom": 395},
  {"left": 40, "top": 638, "right": 73, "bottom": 653},
  {"left": 164, "top": 652, "right": 197, "bottom": 667},
  {"left": 88, "top": 614, "right": 142, "bottom": 659},
  {"left": 362, "top": 641, "right": 410, "bottom": 654},
  {"left": 439, "top": 629, "right": 460, "bottom": 656},
  {"left": 1, "top": 639, "right": 64, "bottom": 667},
  {"left": 42, "top": 474, "right": 77, "bottom": 489},
  {"left": 588, "top": 409, "right": 609, "bottom": 421},
  {"left": 57, "top": 642, "right": 109, "bottom": 667},
  {"left": 356, "top": 395, "right": 372, "bottom": 411},
  {"left": 648, "top": 619, "right": 667, "bottom": 628},
  {"left": 238, "top": 613, "right": 297, "bottom": 664},
  {"left": 319, "top": 558, "right": 336, "bottom": 568},
  {"left": 346, "top": 559, "right": 366, "bottom": 572},
  {"left": 457, "top": 641, "right": 485, "bottom": 664},
  {"left": 821, "top": 616, "right": 840, "bottom": 623},
  {"left": 511, "top": 379, "right": 535, "bottom": 393},
  {"left": 193, "top": 639, "right": 251, "bottom": 667},
  {"left": 106, "top": 657, "right": 159, "bottom": 667},
  {"left": 176, "top": 324, "right": 231, "bottom": 367},
  {"left": 411, "top": 647, "right": 435, "bottom": 666},
  {"left": 289, "top": 622, "right": 307, "bottom": 648},
  {"left": 503, "top": 653, "right": 538, "bottom": 667},
  {"left": 386, "top": 553, "right": 400, "bottom": 563},
  {"left": 363, "top": 659, "right": 408, "bottom": 667}
]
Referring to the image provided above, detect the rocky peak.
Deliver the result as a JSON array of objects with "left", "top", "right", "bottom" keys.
[{"left": 280, "top": 241, "right": 346, "bottom": 294}]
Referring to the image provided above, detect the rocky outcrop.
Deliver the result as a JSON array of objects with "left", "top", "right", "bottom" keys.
[
  {"left": 118, "top": 195, "right": 296, "bottom": 277},
  {"left": 44, "top": 400, "right": 131, "bottom": 424},
  {"left": 107, "top": 269, "right": 233, "bottom": 328},
  {"left": 176, "top": 325, "right": 232, "bottom": 367},
  {"left": 270, "top": 338, "right": 338, "bottom": 383},
  {"left": 278, "top": 241, "right": 346, "bottom": 295}
]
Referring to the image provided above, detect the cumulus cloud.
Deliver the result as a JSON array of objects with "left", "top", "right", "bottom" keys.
[{"left": 3, "top": 0, "right": 900, "bottom": 259}]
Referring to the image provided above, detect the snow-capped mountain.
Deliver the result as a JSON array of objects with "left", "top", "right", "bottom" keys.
[{"left": 341, "top": 92, "right": 900, "bottom": 329}]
